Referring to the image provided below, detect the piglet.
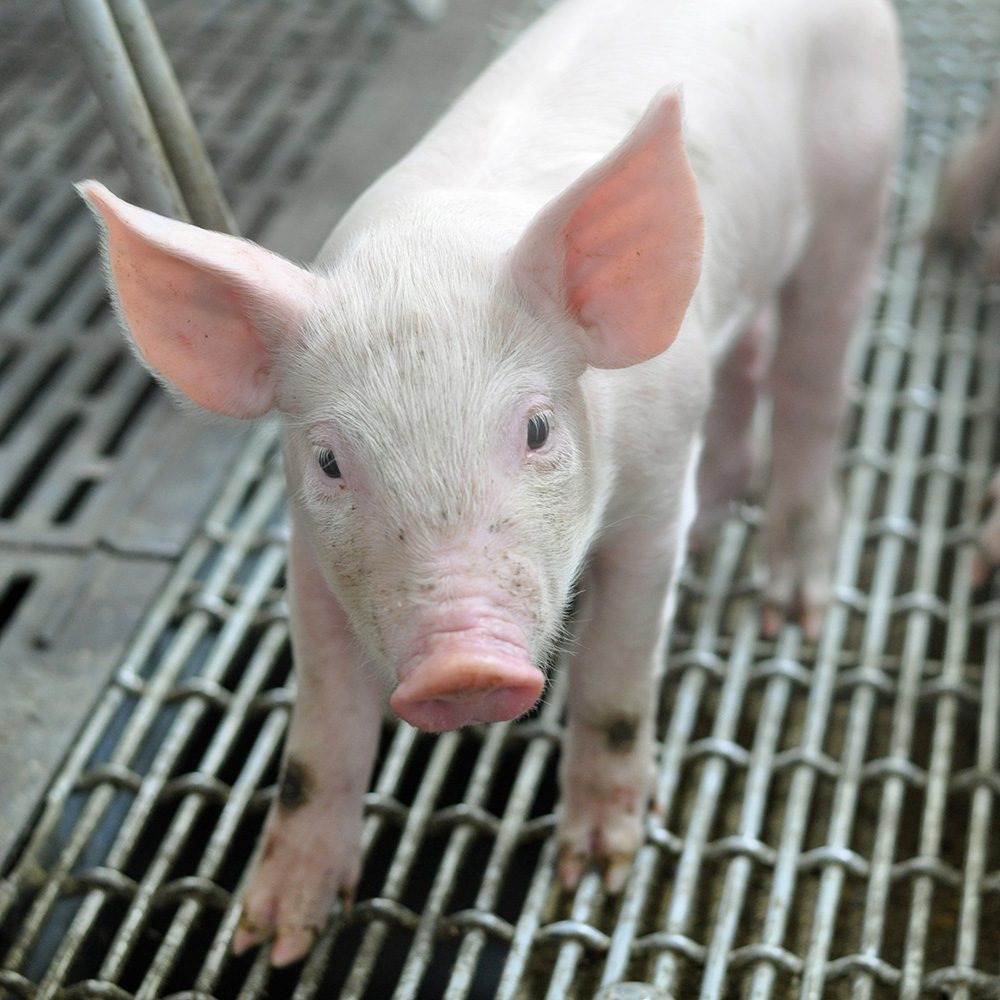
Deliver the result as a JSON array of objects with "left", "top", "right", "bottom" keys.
[
  {"left": 79, "top": 0, "right": 902, "bottom": 967},
  {"left": 928, "top": 84, "right": 1000, "bottom": 276},
  {"left": 928, "top": 87, "right": 1000, "bottom": 583}
]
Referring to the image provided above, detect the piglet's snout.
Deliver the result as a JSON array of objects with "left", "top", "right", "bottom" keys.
[{"left": 390, "top": 639, "right": 544, "bottom": 733}]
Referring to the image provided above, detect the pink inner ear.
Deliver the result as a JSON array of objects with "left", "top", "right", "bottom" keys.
[
  {"left": 79, "top": 181, "right": 315, "bottom": 418},
  {"left": 513, "top": 90, "right": 704, "bottom": 370},
  {"left": 564, "top": 136, "right": 679, "bottom": 317}
]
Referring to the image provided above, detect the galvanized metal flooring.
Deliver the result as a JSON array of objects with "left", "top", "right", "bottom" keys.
[{"left": 1, "top": 0, "right": 999, "bottom": 997}]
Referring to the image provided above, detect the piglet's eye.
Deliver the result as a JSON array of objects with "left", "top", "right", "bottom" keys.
[
  {"left": 317, "top": 449, "right": 341, "bottom": 479},
  {"left": 527, "top": 412, "right": 550, "bottom": 450}
]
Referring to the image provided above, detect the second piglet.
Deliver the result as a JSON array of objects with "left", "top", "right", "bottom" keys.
[
  {"left": 79, "top": 0, "right": 902, "bottom": 967},
  {"left": 928, "top": 87, "right": 1000, "bottom": 581}
]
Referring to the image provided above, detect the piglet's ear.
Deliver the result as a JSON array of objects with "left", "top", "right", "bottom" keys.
[
  {"left": 512, "top": 89, "right": 703, "bottom": 369},
  {"left": 77, "top": 181, "right": 316, "bottom": 418}
]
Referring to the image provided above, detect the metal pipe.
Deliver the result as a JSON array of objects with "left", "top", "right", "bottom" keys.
[
  {"left": 60, "top": 0, "right": 188, "bottom": 222},
  {"left": 61, "top": 0, "right": 237, "bottom": 235},
  {"left": 106, "top": 0, "right": 237, "bottom": 234}
]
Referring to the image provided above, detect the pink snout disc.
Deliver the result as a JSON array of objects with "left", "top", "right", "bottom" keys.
[{"left": 390, "top": 651, "right": 545, "bottom": 732}]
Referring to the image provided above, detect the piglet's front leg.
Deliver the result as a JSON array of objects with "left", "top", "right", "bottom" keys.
[
  {"left": 233, "top": 529, "right": 383, "bottom": 967},
  {"left": 557, "top": 506, "right": 690, "bottom": 893}
]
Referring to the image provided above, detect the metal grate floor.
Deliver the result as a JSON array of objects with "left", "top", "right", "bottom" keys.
[{"left": 2, "top": 0, "right": 1000, "bottom": 997}]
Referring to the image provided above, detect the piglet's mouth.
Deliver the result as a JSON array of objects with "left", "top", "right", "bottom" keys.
[{"left": 389, "top": 643, "right": 544, "bottom": 733}]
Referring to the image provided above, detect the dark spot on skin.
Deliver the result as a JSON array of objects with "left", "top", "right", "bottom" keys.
[
  {"left": 278, "top": 756, "right": 312, "bottom": 811},
  {"left": 605, "top": 715, "right": 639, "bottom": 753},
  {"left": 262, "top": 835, "right": 277, "bottom": 861},
  {"left": 398, "top": 530, "right": 405, "bottom": 542}
]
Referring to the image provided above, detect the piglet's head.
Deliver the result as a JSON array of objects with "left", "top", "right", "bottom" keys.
[{"left": 79, "top": 89, "right": 702, "bottom": 732}]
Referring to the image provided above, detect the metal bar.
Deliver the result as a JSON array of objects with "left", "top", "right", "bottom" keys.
[
  {"left": 439, "top": 715, "right": 562, "bottom": 999},
  {"left": 105, "top": 0, "right": 237, "bottom": 233},
  {"left": 650, "top": 519, "right": 758, "bottom": 996},
  {"left": 392, "top": 722, "right": 511, "bottom": 999},
  {"left": 956, "top": 603, "right": 1000, "bottom": 1000},
  {"left": 109, "top": 0, "right": 238, "bottom": 233},
  {"left": 59, "top": 0, "right": 188, "bottom": 221},
  {"left": 61, "top": 0, "right": 236, "bottom": 233},
  {"left": 695, "top": 632, "right": 802, "bottom": 999}
]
